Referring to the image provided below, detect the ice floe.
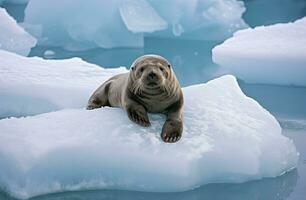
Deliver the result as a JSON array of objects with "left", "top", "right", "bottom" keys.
[
  {"left": 212, "top": 17, "right": 306, "bottom": 86},
  {"left": 0, "top": 75, "right": 298, "bottom": 199},
  {"left": 0, "top": 50, "right": 127, "bottom": 118}
]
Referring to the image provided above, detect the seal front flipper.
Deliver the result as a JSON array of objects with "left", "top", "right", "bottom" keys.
[
  {"left": 161, "top": 95, "right": 183, "bottom": 143},
  {"left": 161, "top": 119, "right": 183, "bottom": 143},
  {"left": 126, "top": 104, "right": 151, "bottom": 127}
]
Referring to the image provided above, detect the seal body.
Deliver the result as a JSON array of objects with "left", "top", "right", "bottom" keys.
[{"left": 87, "top": 55, "right": 183, "bottom": 143}]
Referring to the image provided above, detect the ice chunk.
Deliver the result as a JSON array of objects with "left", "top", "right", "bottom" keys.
[
  {"left": 23, "top": 0, "right": 247, "bottom": 50},
  {"left": 0, "top": 8, "right": 36, "bottom": 56},
  {"left": 212, "top": 17, "right": 306, "bottom": 86},
  {"left": 0, "top": 50, "right": 128, "bottom": 118},
  {"left": 0, "top": 75, "right": 298, "bottom": 199},
  {"left": 119, "top": 0, "right": 167, "bottom": 33},
  {"left": 43, "top": 49, "right": 55, "bottom": 58}
]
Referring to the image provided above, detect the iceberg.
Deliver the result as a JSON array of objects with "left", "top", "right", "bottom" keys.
[
  {"left": 23, "top": 0, "right": 247, "bottom": 50},
  {"left": 0, "top": 8, "right": 36, "bottom": 56},
  {"left": 212, "top": 17, "right": 306, "bottom": 86},
  {"left": 0, "top": 75, "right": 298, "bottom": 199},
  {"left": 148, "top": 0, "right": 248, "bottom": 40},
  {"left": 119, "top": 0, "right": 168, "bottom": 33},
  {"left": 0, "top": 50, "right": 127, "bottom": 118}
]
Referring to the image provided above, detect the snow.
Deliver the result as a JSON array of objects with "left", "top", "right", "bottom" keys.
[
  {"left": 212, "top": 17, "right": 306, "bottom": 86},
  {"left": 0, "top": 50, "right": 128, "bottom": 118},
  {"left": 23, "top": 0, "right": 247, "bottom": 50},
  {"left": 0, "top": 74, "right": 298, "bottom": 199},
  {"left": 0, "top": 8, "right": 36, "bottom": 56}
]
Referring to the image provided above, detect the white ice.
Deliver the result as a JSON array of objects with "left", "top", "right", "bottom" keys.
[
  {"left": 23, "top": 0, "right": 247, "bottom": 50},
  {"left": 0, "top": 72, "right": 298, "bottom": 199},
  {"left": 0, "top": 8, "right": 36, "bottom": 56},
  {"left": 212, "top": 17, "right": 306, "bottom": 86},
  {"left": 0, "top": 50, "right": 127, "bottom": 118}
]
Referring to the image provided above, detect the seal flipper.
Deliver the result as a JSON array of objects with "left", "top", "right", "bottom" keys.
[{"left": 126, "top": 105, "right": 151, "bottom": 127}]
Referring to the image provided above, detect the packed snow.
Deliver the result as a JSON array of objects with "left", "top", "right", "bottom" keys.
[
  {"left": 212, "top": 17, "right": 306, "bottom": 86},
  {"left": 0, "top": 50, "right": 127, "bottom": 118},
  {"left": 0, "top": 75, "right": 298, "bottom": 199},
  {"left": 0, "top": 8, "right": 36, "bottom": 56},
  {"left": 23, "top": 0, "right": 247, "bottom": 50}
]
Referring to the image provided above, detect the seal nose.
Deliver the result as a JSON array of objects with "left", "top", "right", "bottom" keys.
[{"left": 148, "top": 71, "right": 157, "bottom": 81}]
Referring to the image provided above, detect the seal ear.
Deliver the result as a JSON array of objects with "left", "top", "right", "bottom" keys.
[
  {"left": 168, "top": 64, "right": 171, "bottom": 68},
  {"left": 131, "top": 66, "right": 135, "bottom": 71}
]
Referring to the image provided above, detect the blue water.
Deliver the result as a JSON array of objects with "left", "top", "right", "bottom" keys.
[{"left": 1, "top": 1, "right": 306, "bottom": 199}]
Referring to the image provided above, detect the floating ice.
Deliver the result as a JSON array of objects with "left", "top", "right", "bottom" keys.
[
  {"left": 0, "top": 75, "right": 298, "bottom": 199},
  {"left": 212, "top": 17, "right": 306, "bottom": 86},
  {"left": 0, "top": 50, "right": 127, "bottom": 118},
  {"left": 0, "top": 8, "right": 36, "bottom": 56},
  {"left": 23, "top": 0, "right": 247, "bottom": 50},
  {"left": 43, "top": 49, "right": 55, "bottom": 58}
]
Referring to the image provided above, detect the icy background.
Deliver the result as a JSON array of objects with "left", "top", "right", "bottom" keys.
[{"left": 1, "top": 0, "right": 306, "bottom": 199}]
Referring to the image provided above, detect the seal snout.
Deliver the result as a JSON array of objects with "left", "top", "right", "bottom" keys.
[
  {"left": 147, "top": 71, "right": 157, "bottom": 81},
  {"left": 144, "top": 69, "right": 162, "bottom": 87}
]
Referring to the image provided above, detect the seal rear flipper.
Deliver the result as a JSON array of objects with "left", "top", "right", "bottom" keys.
[{"left": 86, "top": 82, "right": 112, "bottom": 110}]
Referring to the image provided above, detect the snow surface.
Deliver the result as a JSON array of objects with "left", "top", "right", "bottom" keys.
[
  {"left": 0, "top": 50, "right": 127, "bottom": 118},
  {"left": 0, "top": 8, "right": 36, "bottom": 56},
  {"left": 23, "top": 0, "right": 247, "bottom": 50},
  {"left": 212, "top": 17, "right": 306, "bottom": 86},
  {"left": 0, "top": 75, "right": 298, "bottom": 199}
]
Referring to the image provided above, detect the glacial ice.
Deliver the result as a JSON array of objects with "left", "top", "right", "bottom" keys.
[
  {"left": 119, "top": 0, "right": 167, "bottom": 33},
  {"left": 23, "top": 0, "right": 248, "bottom": 50},
  {"left": 148, "top": 0, "right": 248, "bottom": 40},
  {"left": 212, "top": 17, "right": 306, "bottom": 86},
  {"left": 0, "top": 50, "right": 127, "bottom": 118},
  {"left": 0, "top": 8, "right": 36, "bottom": 56},
  {"left": 0, "top": 75, "right": 298, "bottom": 199}
]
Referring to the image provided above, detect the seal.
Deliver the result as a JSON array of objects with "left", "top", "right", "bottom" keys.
[{"left": 87, "top": 55, "right": 183, "bottom": 143}]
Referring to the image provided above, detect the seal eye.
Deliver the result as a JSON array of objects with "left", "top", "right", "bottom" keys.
[
  {"left": 159, "top": 67, "right": 164, "bottom": 71},
  {"left": 140, "top": 67, "right": 144, "bottom": 73}
]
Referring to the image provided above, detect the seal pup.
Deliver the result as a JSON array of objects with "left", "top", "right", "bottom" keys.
[{"left": 87, "top": 55, "right": 183, "bottom": 143}]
